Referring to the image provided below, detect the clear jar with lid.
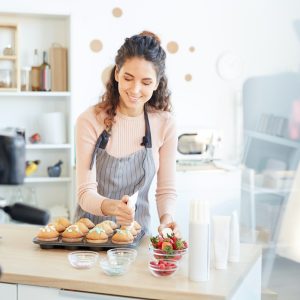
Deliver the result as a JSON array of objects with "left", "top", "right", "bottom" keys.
[{"left": 0, "top": 69, "right": 12, "bottom": 88}]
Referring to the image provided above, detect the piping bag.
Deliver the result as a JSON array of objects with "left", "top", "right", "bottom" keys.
[{"left": 126, "top": 191, "right": 139, "bottom": 229}]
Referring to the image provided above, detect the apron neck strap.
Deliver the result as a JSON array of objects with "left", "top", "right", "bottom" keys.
[{"left": 140, "top": 108, "right": 152, "bottom": 148}]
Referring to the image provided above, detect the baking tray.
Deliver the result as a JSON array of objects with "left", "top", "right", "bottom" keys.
[{"left": 33, "top": 230, "right": 145, "bottom": 251}]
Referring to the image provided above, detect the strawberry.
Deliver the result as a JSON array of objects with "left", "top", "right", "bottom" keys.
[
  {"left": 157, "top": 240, "right": 163, "bottom": 249},
  {"left": 174, "top": 239, "right": 184, "bottom": 250},
  {"left": 161, "top": 241, "right": 174, "bottom": 254},
  {"left": 150, "top": 236, "right": 160, "bottom": 248}
]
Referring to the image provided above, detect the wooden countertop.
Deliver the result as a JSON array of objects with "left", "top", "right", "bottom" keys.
[{"left": 0, "top": 224, "right": 261, "bottom": 300}]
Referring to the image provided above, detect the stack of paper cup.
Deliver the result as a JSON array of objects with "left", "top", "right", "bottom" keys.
[
  {"left": 39, "top": 112, "right": 66, "bottom": 144},
  {"left": 188, "top": 200, "right": 210, "bottom": 282}
]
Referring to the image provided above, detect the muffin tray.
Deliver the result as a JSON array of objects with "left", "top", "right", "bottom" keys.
[{"left": 33, "top": 230, "right": 145, "bottom": 251}]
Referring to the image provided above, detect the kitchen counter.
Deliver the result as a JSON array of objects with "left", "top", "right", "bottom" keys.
[{"left": 0, "top": 224, "right": 261, "bottom": 300}]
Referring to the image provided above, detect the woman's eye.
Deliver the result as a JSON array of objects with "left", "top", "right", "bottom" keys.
[
  {"left": 143, "top": 82, "right": 152, "bottom": 86},
  {"left": 124, "top": 77, "right": 132, "bottom": 81}
]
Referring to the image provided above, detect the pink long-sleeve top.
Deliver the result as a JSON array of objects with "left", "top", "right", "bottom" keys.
[{"left": 76, "top": 106, "right": 177, "bottom": 219}]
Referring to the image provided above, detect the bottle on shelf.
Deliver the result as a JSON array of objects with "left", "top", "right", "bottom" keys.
[
  {"left": 40, "top": 51, "right": 51, "bottom": 91},
  {"left": 31, "top": 49, "right": 40, "bottom": 91}
]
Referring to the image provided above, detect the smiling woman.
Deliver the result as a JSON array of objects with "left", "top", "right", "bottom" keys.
[
  {"left": 75, "top": 31, "right": 180, "bottom": 237},
  {"left": 115, "top": 57, "right": 159, "bottom": 116}
]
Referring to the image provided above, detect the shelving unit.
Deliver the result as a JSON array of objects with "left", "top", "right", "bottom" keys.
[
  {"left": 0, "top": 13, "right": 73, "bottom": 220},
  {"left": 0, "top": 23, "right": 19, "bottom": 91}
]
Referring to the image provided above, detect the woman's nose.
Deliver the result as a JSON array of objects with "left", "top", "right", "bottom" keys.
[{"left": 130, "top": 82, "right": 141, "bottom": 94}]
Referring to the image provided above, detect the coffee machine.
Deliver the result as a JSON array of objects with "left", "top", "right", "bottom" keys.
[
  {"left": 0, "top": 128, "right": 49, "bottom": 225},
  {"left": 0, "top": 128, "right": 25, "bottom": 185}
]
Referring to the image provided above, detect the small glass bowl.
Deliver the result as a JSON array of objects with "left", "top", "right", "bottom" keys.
[
  {"left": 68, "top": 251, "right": 99, "bottom": 269},
  {"left": 107, "top": 248, "right": 137, "bottom": 264},
  {"left": 99, "top": 256, "right": 131, "bottom": 276},
  {"left": 149, "top": 246, "right": 187, "bottom": 262},
  {"left": 148, "top": 259, "right": 179, "bottom": 277}
]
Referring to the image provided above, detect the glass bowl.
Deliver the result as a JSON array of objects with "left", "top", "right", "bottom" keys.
[
  {"left": 107, "top": 248, "right": 137, "bottom": 263},
  {"left": 68, "top": 251, "right": 99, "bottom": 269},
  {"left": 99, "top": 256, "right": 131, "bottom": 276},
  {"left": 149, "top": 246, "right": 187, "bottom": 261},
  {"left": 148, "top": 259, "right": 179, "bottom": 277}
]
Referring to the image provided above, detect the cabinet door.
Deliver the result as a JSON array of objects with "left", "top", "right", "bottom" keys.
[
  {"left": 18, "top": 285, "right": 64, "bottom": 300},
  {"left": 0, "top": 282, "right": 17, "bottom": 300},
  {"left": 18, "top": 284, "right": 141, "bottom": 300}
]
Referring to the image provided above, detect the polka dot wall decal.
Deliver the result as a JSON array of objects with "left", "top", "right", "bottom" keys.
[
  {"left": 185, "top": 74, "right": 192, "bottom": 81},
  {"left": 101, "top": 65, "right": 114, "bottom": 86},
  {"left": 189, "top": 46, "right": 195, "bottom": 52},
  {"left": 112, "top": 7, "right": 123, "bottom": 17},
  {"left": 167, "top": 41, "right": 179, "bottom": 54},
  {"left": 90, "top": 39, "right": 103, "bottom": 53}
]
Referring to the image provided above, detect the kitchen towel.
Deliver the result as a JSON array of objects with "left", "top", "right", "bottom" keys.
[{"left": 39, "top": 112, "right": 67, "bottom": 144}]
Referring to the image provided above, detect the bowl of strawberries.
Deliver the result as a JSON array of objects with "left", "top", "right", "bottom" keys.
[
  {"left": 148, "top": 259, "right": 179, "bottom": 277},
  {"left": 149, "top": 231, "right": 188, "bottom": 262}
]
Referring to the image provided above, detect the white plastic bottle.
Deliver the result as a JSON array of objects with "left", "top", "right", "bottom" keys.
[
  {"left": 229, "top": 210, "right": 240, "bottom": 262},
  {"left": 188, "top": 200, "right": 210, "bottom": 282}
]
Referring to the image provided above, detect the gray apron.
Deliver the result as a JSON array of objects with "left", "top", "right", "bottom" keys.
[{"left": 74, "top": 109, "right": 156, "bottom": 234}]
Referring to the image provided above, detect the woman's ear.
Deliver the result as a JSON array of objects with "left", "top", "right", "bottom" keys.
[{"left": 114, "top": 66, "right": 119, "bottom": 82}]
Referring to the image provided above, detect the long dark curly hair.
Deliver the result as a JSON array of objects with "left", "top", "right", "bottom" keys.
[{"left": 95, "top": 31, "right": 172, "bottom": 130}]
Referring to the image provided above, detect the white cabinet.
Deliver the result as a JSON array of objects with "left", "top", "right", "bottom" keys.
[
  {"left": 0, "top": 13, "right": 73, "bottom": 219},
  {"left": 17, "top": 285, "right": 140, "bottom": 300},
  {"left": 0, "top": 282, "right": 17, "bottom": 300}
]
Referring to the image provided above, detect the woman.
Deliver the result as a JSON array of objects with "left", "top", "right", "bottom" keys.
[{"left": 75, "top": 31, "right": 180, "bottom": 236}]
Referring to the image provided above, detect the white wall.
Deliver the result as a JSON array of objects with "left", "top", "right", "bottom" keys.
[{"left": 1, "top": 0, "right": 300, "bottom": 160}]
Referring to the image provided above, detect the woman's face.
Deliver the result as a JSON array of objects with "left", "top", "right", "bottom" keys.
[{"left": 115, "top": 57, "right": 159, "bottom": 116}]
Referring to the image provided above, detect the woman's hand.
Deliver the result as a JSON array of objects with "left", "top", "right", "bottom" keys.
[
  {"left": 101, "top": 195, "right": 134, "bottom": 226},
  {"left": 115, "top": 195, "right": 135, "bottom": 225},
  {"left": 158, "top": 222, "right": 181, "bottom": 239},
  {"left": 158, "top": 214, "right": 181, "bottom": 238}
]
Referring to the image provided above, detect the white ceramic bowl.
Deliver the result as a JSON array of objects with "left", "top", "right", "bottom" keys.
[
  {"left": 99, "top": 256, "right": 131, "bottom": 276},
  {"left": 68, "top": 251, "right": 99, "bottom": 269},
  {"left": 107, "top": 248, "right": 137, "bottom": 263}
]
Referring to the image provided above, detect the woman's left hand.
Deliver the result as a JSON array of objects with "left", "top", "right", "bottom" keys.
[{"left": 158, "top": 221, "right": 181, "bottom": 239}]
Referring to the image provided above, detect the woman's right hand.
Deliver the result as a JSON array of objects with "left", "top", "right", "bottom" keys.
[
  {"left": 115, "top": 195, "right": 135, "bottom": 225},
  {"left": 101, "top": 195, "right": 134, "bottom": 226}
]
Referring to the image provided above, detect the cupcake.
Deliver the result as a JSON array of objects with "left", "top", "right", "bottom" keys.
[
  {"left": 77, "top": 218, "right": 95, "bottom": 229},
  {"left": 47, "top": 221, "right": 65, "bottom": 233},
  {"left": 133, "top": 221, "right": 142, "bottom": 233},
  {"left": 61, "top": 225, "right": 84, "bottom": 243},
  {"left": 100, "top": 220, "right": 118, "bottom": 230},
  {"left": 36, "top": 225, "right": 59, "bottom": 242},
  {"left": 74, "top": 221, "right": 89, "bottom": 235},
  {"left": 120, "top": 225, "right": 137, "bottom": 237},
  {"left": 95, "top": 222, "right": 114, "bottom": 236},
  {"left": 112, "top": 229, "right": 134, "bottom": 244},
  {"left": 54, "top": 217, "right": 71, "bottom": 229},
  {"left": 86, "top": 227, "right": 108, "bottom": 243}
]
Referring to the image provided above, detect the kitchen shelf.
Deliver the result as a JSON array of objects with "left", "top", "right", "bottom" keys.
[
  {"left": 0, "top": 91, "right": 71, "bottom": 97},
  {"left": 242, "top": 184, "right": 290, "bottom": 196},
  {"left": 24, "top": 177, "right": 71, "bottom": 183},
  {"left": 245, "top": 130, "right": 300, "bottom": 148},
  {"left": 0, "top": 55, "right": 17, "bottom": 60},
  {"left": 26, "top": 144, "right": 71, "bottom": 150}
]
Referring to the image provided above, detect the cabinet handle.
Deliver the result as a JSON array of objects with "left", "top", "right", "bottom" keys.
[{"left": 59, "top": 289, "right": 137, "bottom": 300}]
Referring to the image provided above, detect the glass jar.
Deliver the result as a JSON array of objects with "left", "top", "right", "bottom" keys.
[
  {"left": 0, "top": 69, "right": 12, "bottom": 88},
  {"left": 21, "top": 67, "right": 31, "bottom": 91}
]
